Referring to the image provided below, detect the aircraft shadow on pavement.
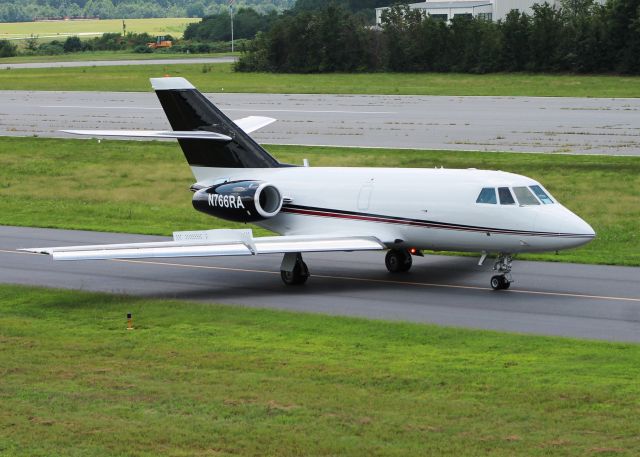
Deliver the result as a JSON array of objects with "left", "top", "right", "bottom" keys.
[{"left": 143, "top": 255, "right": 490, "bottom": 301}]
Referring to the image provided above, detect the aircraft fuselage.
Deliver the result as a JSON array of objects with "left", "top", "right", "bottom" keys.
[{"left": 191, "top": 165, "right": 595, "bottom": 255}]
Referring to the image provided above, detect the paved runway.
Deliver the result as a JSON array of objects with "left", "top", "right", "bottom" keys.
[
  {"left": 2, "top": 226, "right": 639, "bottom": 342},
  {"left": 2, "top": 90, "right": 639, "bottom": 155},
  {"left": 2, "top": 57, "right": 236, "bottom": 69}
]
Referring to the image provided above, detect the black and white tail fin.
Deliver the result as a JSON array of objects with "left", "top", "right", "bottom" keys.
[{"left": 151, "top": 77, "right": 282, "bottom": 171}]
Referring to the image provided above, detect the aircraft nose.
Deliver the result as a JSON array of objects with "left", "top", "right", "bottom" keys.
[
  {"left": 573, "top": 214, "right": 595, "bottom": 237},
  {"left": 535, "top": 206, "right": 595, "bottom": 250},
  {"left": 560, "top": 209, "right": 596, "bottom": 249}
]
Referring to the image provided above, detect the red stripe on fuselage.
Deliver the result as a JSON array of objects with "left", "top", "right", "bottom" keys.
[{"left": 280, "top": 206, "right": 592, "bottom": 238}]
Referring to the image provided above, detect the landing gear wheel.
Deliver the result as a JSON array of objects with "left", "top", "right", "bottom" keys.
[
  {"left": 490, "top": 275, "right": 511, "bottom": 290},
  {"left": 490, "top": 253, "right": 514, "bottom": 290},
  {"left": 281, "top": 257, "right": 309, "bottom": 286},
  {"left": 385, "top": 249, "right": 413, "bottom": 273}
]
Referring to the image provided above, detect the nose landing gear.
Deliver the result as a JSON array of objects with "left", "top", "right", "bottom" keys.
[{"left": 491, "top": 253, "right": 513, "bottom": 290}]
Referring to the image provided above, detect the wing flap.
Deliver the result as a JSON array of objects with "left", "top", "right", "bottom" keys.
[
  {"left": 254, "top": 236, "right": 384, "bottom": 254},
  {"left": 20, "top": 230, "right": 385, "bottom": 261}
]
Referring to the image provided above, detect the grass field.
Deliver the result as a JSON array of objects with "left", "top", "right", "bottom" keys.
[
  {"left": 0, "top": 136, "right": 638, "bottom": 266},
  {"left": 0, "top": 18, "right": 199, "bottom": 41},
  {"left": 1, "top": 284, "right": 639, "bottom": 456},
  {"left": 1, "top": 62, "right": 640, "bottom": 97}
]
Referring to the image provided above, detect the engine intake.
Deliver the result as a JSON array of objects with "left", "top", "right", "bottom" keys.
[{"left": 192, "top": 180, "right": 283, "bottom": 223}]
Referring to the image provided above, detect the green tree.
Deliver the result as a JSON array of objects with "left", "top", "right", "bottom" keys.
[
  {"left": 63, "top": 35, "right": 83, "bottom": 52},
  {"left": 186, "top": 1, "right": 205, "bottom": 18},
  {"left": 237, "top": 4, "right": 372, "bottom": 73},
  {"left": 562, "top": 1, "right": 611, "bottom": 72},
  {"left": 294, "top": 0, "right": 389, "bottom": 22},
  {"left": 184, "top": 8, "right": 276, "bottom": 42},
  {"left": 381, "top": 4, "right": 425, "bottom": 71},
  {"left": 25, "top": 35, "right": 40, "bottom": 52},
  {"left": 447, "top": 16, "right": 501, "bottom": 73},
  {"left": 413, "top": 16, "right": 450, "bottom": 71},
  {"left": 0, "top": 40, "right": 18, "bottom": 58},
  {"left": 316, "top": 4, "right": 369, "bottom": 71},
  {"left": 500, "top": 10, "right": 531, "bottom": 71},
  {"left": 562, "top": 0, "right": 595, "bottom": 18},
  {"left": 606, "top": 0, "right": 640, "bottom": 72},
  {"left": 83, "top": 0, "right": 115, "bottom": 19},
  {"left": 528, "top": 2, "right": 567, "bottom": 71}
]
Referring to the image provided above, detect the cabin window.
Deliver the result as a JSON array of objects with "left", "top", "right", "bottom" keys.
[
  {"left": 530, "top": 185, "right": 554, "bottom": 204},
  {"left": 476, "top": 187, "right": 497, "bottom": 204},
  {"left": 498, "top": 187, "right": 515, "bottom": 205},
  {"left": 513, "top": 186, "right": 540, "bottom": 205}
]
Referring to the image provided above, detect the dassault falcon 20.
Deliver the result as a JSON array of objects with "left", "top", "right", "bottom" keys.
[{"left": 23, "top": 77, "right": 595, "bottom": 290}]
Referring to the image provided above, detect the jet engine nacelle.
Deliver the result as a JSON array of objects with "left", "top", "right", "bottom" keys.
[{"left": 192, "top": 180, "right": 283, "bottom": 223}]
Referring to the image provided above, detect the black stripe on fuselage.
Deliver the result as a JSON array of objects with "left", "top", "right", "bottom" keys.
[{"left": 281, "top": 204, "right": 594, "bottom": 238}]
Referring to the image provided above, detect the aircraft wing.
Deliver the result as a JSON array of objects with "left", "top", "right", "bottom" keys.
[
  {"left": 61, "top": 117, "right": 275, "bottom": 140},
  {"left": 20, "top": 229, "right": 385, "bottom": 261}
]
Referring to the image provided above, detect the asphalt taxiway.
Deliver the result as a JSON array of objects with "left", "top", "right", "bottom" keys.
[
  {"left": 1, "top": 57, "right": 236, "bottom": 69},
  {"left": 1, "top": 90, "right": 639, "bottom": 155},
  {"left": 2, "top": 226, "right": 639, "bottom": 342}
]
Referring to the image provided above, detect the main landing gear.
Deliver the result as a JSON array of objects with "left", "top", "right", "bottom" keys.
[
  {"left": 385, "top": 249, "right": 413, "bottom": 273},
  {"left": 490, "top": 253, "right": 513, "bottom": 290},
  {"left": 280, "top": 252, "right": 309, "bottom": 285}
]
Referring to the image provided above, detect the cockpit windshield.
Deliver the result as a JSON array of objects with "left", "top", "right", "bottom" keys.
[
  {"left": 513, "top": 186, "right": 540, "bottom": 205},
  {"left": 529, "top": 185, "right": 554, "bottom": 204},
  {"left": 476, "top": 187, "right": 497, "bottom": 204},
  {"left": 498, "top": 187, "right": 515, "bottom": 205},
  {"left": 476, "top": 185, "right": 556, "bottom": 206}
]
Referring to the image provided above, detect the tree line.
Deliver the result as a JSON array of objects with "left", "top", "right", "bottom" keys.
[
  {"left": 236, "top": 0, "right": 640, "bottom": 74},
  {"left": 0, "top": 0, "right": 293, "bottom": 22},
  {"left": 181, "top": 0, "right": 389, "bottom": 42},
  {"left": 0, "top": 31, "right": 240, "bottom": 57},
  {"left": 184, "top": 8, "right": 279, "bottom": 42}
]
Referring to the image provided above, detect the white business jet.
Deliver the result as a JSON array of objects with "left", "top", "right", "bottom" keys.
[{"left": 23, "top": 77, "right": 595, "bottom": 290}]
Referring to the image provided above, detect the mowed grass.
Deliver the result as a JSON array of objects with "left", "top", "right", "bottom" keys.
[
  {"left": 0, "top": 136, "right": 638, "bottom": 266},
  {"left": 0, "top": 17, "right": 199, "bottom": 40},
  {"left": 1, "top": 62, "right": 640, "bottom": 97},
  {"left": 1, "top": 284, "right": 640, "bottom": 456}
]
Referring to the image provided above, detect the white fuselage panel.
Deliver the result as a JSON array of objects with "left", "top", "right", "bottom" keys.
[{"left": 190, "top": 166, "right": 595, "bottom": 254}]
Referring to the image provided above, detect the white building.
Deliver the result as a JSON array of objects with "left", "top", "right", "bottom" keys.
[{"left": 375, "top": 0, "right": 560, "bottom": 24}]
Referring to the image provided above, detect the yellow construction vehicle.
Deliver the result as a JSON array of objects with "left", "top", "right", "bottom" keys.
[{"left": 147, "top": 36, "right": 172, "bottom": 49}]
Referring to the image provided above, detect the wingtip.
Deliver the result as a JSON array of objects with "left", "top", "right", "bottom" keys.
[{"left": 17, "top": 247, "right": 53, "bottom": 255}]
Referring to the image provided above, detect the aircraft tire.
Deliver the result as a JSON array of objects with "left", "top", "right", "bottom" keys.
[
  {"left": 385, "top": 249, "right": 412, "bottom": 273},
  {"left": 281, "top": 260, "right": 309, "bottom": 285},
  {"left": 490, "top": 275, "right": 510, "bottom": 290}
]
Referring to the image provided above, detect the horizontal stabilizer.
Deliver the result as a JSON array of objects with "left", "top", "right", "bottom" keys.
[
  {"left": 20, "top": 230, "right": 385, "bottom": 261},
  {"left": 62, "top": 129, "right": 232, "bottom": 141},
  {"left": 61, "top": 117, "right": 274, "bottom": 140},
  {"left": 233, "top": 116, "right": 276, "bottom": 133}
]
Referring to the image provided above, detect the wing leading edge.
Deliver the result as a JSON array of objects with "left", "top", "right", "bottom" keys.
[{"left": 20, "top": 229, "right": 386, "bottom": 261}]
